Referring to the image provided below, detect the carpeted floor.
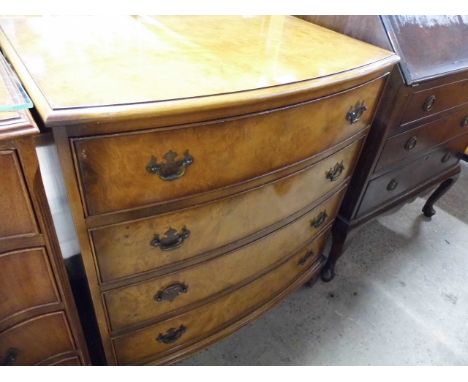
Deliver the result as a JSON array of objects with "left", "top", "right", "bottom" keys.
[{"left": 179, "top": 161, "right": 468, "bottom": 365}]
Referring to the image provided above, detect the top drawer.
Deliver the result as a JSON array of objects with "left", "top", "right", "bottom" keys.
[
  {"left": 0, "top": 149, "right": 38, "bottom": 240},
  {"left": 401, "top": 78, "right": 468, "bottom": 125},
  {"left": 73, "top": 78, "right": 384, "bottom": 216}
]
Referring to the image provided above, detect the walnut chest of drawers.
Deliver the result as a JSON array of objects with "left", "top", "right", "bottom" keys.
[
  {"left": 300, "top": 16, "right": 468, "bottom": 281},
  {"left": 0, "top": 16, "right": 398, "bottom": 364},
  {"left": 0, "top": 52, "right": 89, "bottom": 365}
]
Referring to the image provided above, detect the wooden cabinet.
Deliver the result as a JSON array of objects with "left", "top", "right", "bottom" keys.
[
  {"left": 299, "top": 16, "right": 468, "bottom": 281},
  {"left": 0, "top": 53, "right": 89, "bottom": 365},
  {"left": 0, "top": 16, "right": 398, "bottom": 364}
]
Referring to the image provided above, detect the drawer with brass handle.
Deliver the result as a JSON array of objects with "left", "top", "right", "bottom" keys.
[
  {"left": 103, "top": 186, "right": 345, "bottom": 331},
  {"left": 376, "top": 104, "right": 468, "bottom": 173},
  {"left": 73, "top": 78, "right": 383, "bottom": 216},
  {"left": 112, "top": 228, "right": 329, "bottom": 365},
  {"left": 91, "top": 138, "right": 363, "bottom": 284},
  {"left": 401, "top": 78, "right": 468, "bottom": 125},
  {"left": 357, "top": 134, "right": 468, "bottom": 218}
]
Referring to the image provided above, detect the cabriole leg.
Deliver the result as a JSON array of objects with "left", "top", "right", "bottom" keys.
[{"left": 422, "top": 176, "right": 457, "bottom": 218}]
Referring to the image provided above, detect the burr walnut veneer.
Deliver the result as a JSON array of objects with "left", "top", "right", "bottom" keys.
[
  {"left": 0, "top": 53, "right": 89, "bottom": 365},
  {"left": 300, "top": 16, "right": 468, "bottom": 281},
  {"left": 0, "top": 16, "right": 398, "bottom": 364}
]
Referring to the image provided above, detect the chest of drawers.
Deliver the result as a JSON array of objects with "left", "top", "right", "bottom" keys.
[
  {"left": 0, "top": 16, "right": 398, "bottom": 364},
  {"left": 0, "top": 53, "right": 89, "bottom": 365},
  {"left": 300, "top": 16, "right": 468, "bottom": 281}
]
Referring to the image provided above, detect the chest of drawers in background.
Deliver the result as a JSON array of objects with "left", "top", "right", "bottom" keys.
[
  {"left": 299, "top": 16, "right": 468, "bottom": 281},
  {"left": 0, "top": 53, "right": 89, "bottom": 365},
  {"left": 0, "top": 16, "right": 398, "bottom": 364}
]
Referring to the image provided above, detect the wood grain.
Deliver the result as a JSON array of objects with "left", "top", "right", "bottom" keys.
[
  {"left": 91, "top": 138, "right": 362, "bottom": 283},
  {"left": 74, "top": 78, "right": 383, "bottom": 216},
  {"left": 112, "top": 230, "right": 328, "bottom": 365}
]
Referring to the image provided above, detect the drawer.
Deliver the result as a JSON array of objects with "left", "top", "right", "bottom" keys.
[
  {"left": 0, "top": 312, "right": 76, "bottom": 366},
  {"left": 49, "top": 355, "right": 82, "bottom": 366},
  {"left": 112, "top": 229, "right": 328, "bottom": 365},
  {"left": 0, "top": 149, "right": 38, "bottom": 240},
  {"left": 91, "top": 138, "right": 362, "bottom": 283},
  {"left": 401, "top": 78, "right": 468, "bottom": 124},
  {"left": 0, "top": 248, "right": 60, "bottom": 325},
  {"left": 73, "top": 77, "right": 384, "bottom": 216},
  {"left": 357, "top": 135, "right": 468, "bottom": 218},
  {"left": 104, "top": 187, "right": 344, "bottom": 331},
  {"left": 376, "top": 105, "right": 468, "bottom": 172}
]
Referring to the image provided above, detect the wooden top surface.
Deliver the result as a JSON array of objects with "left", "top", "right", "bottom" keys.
[
  {"left": 382, "top": 15, "right": 468, "bottom": 84},
  {"left": 0, "top": 16, "right": 398, "bottom": 127}
]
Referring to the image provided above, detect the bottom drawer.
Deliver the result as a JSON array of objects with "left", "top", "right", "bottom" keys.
[
  {"left": 0, "top": 312, "right": 75, "bottom": 366},
  {"left": 357, "top": 135, "right": 468, "bottom": 218},
  {"left": 112, "top": 229, "right": 329, "bottom": 365},
  {"left": 49, "top": 356, "right": 82, "bottom": 366}
]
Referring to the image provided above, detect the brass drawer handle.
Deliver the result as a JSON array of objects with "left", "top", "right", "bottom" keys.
[
  {"left": 151, "top": 226, "right": 190, "bottom": 251},
  {"left": 298, "top": 250, "right": 315, "bottom": 266},
  {"left": 146, "top": 150, "right": 193, "bottom": 181},
  {"left": 1, "top": 348, "right": 18, "bottom": 366},
  {"left": 441, "top": 152, "right": 452, "bottom": 163},
  {"left": 311, "top": 210, "right": 328, "bottom": 229},
  {"left": 157, "top": 325, "right": 187, "bottom": 344},
  {"left": 387, "top": 179, "right": 398, "bottom": 191},
  {"left": 326, "top": 161, "right": 345, "bottom": 182},
  {"left": 154, "top": 282, "right": 188, "bottom": 303},
  {"left": 461, "top": 116, "right": 468, "bottom": 127},
  {"left": 346, "top": 101, "right": 367, "bottom": 124},
  {"left": 423, "top": 95, "right": 436, "bottom": 112},
  {"left": 404, "top": 136, "right": 418, "bottom": 151}
]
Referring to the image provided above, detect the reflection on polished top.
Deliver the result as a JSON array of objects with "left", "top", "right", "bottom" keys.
[
  {"left": 0, "top": 16, "right": 397, "bottom": 125},
  {"left": 382, "top": 15, "right": 468, "bottom": 84}
]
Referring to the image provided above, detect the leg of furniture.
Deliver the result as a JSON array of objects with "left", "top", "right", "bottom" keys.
[
  {"left": 422, "top": 175, "right": 458, "bottom": 218},
  {"left": 320, "top": 219, "right": 349, "bottom": 282}
]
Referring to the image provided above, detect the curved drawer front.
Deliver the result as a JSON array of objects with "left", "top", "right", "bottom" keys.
[
  {"left": 357, "top": 134, "right": 468, "bottom": 218},
  {"left": 0, "top": 150, "right": 38, "bottom": 240},
  {"left": 49, "top": 356, "right": 82, "bottom": 366},
  {"left": 73, "top": 78, "right": 383, "bottom": 216},
  {"left": 376, "top": 105, "right": 468, "bottom": 172},
  {"left": 112, "top": 230, "right": 328, "bottom": 365},
  {"left": 104, "top": 187, "right": 344, "bottom": 331},
  {"left": 0, "top": 248, "right": 60, "bottom": 325},
  {"left": 401, "top": 78, "right": 468, "bottom": 125},
  {"left": 92, "top": 139, "right": 361, "bottom": 283},
  {"left": 0, "top": 312, "right": 75, "bottom": 366}
]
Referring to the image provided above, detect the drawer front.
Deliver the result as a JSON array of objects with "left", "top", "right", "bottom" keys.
[
  {"left": 104, "top": 187, "right": 344, "bottom": 331},
  {"left": 112, "top": 229, "right": 328, "bottom": 365},
  {"left": 92, "top": 138, "right": 362, "bottom": 283},
  {"left": 357, "top": 135, "right": 468, "bottom": 218},
  {"left": 377, "top": 105, "right": 468, "bottom": 172},
  {"left": 0, "top": 150, "right": 38, "bottom": 240},
  {"left": 0, "top": 312, "right": 75, "bottom": 366},
  {"left": 401, "top": 78, "right": 468, "bottom": 124},
  {"left": 74, "top": 78, "right": 384, "bottom": 216},
  {"left": 0, "top": 248, "right": 60, "bottom": 325},
  {"left": 49, "top": 356, "right": 82, "bottom": 366}
]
